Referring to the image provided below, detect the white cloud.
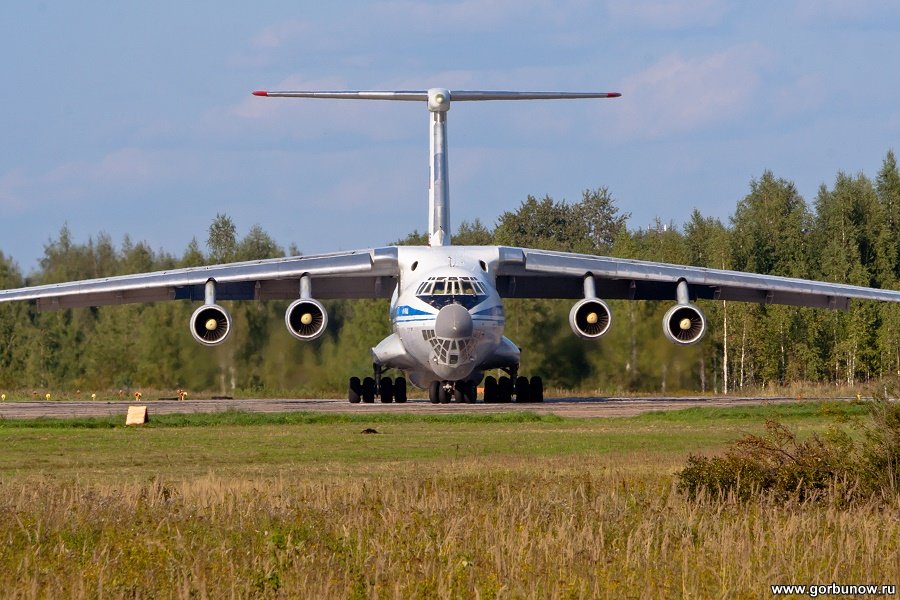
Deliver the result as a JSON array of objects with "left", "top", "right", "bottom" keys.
[
  {"left": 372, "top": 0, "right": 584, "bottom": 31},
  {"left": 605, "top": 0, "right": 729, "bottom": 29},
  {"left": 0, "top": 170, "right": 28, "bottom": 211},
  {"left": 771, "top": 74, "right": 826, "bottom": 118},
  {"left": 793, "top": 0, "right": 900, "bottom": 23},
  {"left": 46, "top": 148, "right": 194, "bottom": 188},
  {"left": 249, "top": 19, "right": 312, "bottom": 49},
  {"left": 611, "top": 45, "right": 770, "bottom": 139},
  {"left": 1, "top": 148, "right": 208, "bottom": 217}
]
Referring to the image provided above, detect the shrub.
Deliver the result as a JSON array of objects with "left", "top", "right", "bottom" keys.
[{"left": 677, "top": 382, "right": 900, "bottom": 504}]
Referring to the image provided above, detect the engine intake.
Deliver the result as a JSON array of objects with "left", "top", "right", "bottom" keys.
[
  {"left": 190, "top": 304, "right": 232, "bottom": 346},
  {"left": 285, "top": 298, "right": 328, "bottom": 341},
  {"left": 663, "top": 304, "right": 706, "bottom": 345},
  {"left": 569, "top": 298, "right": 612, "bottom": 339}
]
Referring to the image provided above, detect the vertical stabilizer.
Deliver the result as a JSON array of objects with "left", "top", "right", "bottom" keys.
[{"left": 427, "top": 89, "right": 451, "bottom": 246}]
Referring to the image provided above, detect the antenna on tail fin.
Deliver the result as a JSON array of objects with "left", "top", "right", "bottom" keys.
[{"left": 253, "top": 88, "right": 621, "bottom": 247}]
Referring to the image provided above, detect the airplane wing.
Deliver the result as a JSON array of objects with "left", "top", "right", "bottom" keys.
[
  {"left": 0, "top": 248, "right": 399, "bottom": 310},
  {"left": 494, "top": 247, "right": 900, "bottom": 309}
]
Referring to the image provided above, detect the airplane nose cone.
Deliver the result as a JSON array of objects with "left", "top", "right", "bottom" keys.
[{"left": 434, "top": 303, "right": 473, "bottom": 339}]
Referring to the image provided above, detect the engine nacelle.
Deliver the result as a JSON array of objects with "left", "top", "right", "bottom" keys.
[
  {"left": 663, "top": 304, "right": 706, "bottom": 345},
  {"left": 190, "top": 304, "right": 232, "bottom": 346},
  {"left": 569, "top": 298, "right": 612, "bottom": 339},
  {"left": 285, "top": 298, "right": 328, "bottom": 341}
]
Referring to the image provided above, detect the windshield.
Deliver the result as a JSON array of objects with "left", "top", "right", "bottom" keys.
[{"left": 416, "top": 276, "right": 489, "bottom": 309}]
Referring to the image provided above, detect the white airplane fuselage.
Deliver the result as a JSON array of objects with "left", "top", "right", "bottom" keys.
[{"left": 373, "top": 246, "right": 519, "bottom": 389}]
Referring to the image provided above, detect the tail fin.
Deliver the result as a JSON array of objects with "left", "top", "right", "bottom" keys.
[{"left": 253, "top": 88, "right": 620, "bottom": 247}]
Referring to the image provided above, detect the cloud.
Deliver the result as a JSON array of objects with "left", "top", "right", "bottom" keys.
[
  {"left": 611, "top": 45, "right": 770, "bottom": 139},
  {"left": 605, "top": 0, "right": 729, "bottom": 29},
  {"left": 371, "top": 0, "right": 585, "bottom": 31},
  {"left": 1, "top": 148, "right": 209, "bottom": 217},
  {"left": 249, "top": 19, "right": 312, "bottom": 49},
  {"left": 46, "top": 148, "right": 196, "bottom": 188},
  {"left": 793, "top": 0, "right": 900, "bottom": 23},
  {"left": 771, "top": 74, "right": 826, "bottom": 118},
  {"left": 0, "top": 170, "right": 28, "bottom": 211}
]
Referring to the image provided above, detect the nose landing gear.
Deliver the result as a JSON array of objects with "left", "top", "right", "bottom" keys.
[{"left": 427, "top": 380, "right": 476, "bottom": 404}]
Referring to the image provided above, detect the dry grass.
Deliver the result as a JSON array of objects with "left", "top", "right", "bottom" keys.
[{"left": 2, "top": 458, "right": 898, "bottom": 599}]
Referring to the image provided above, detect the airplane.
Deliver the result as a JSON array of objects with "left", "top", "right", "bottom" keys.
[{"left": 2, "top": 87, "right": 900, "bottom": 404}]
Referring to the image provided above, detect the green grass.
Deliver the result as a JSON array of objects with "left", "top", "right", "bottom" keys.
[
  {"left": 0, "top": 402, "right": 896, "bottom": 598},
  {"left": 0, "top": 402, "right": 863, "bottom": 486}
]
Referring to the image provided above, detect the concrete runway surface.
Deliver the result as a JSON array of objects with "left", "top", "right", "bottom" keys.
[{"left": 0, "top": 395, "right": 816, "bottom": 421}]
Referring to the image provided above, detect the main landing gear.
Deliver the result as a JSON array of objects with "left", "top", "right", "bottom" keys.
[
  {"left": 482, "top": 371, "right": 543, "bottom": 404},
  {"left": 348, "top": 364, "right": 407, "bottom": 404}
]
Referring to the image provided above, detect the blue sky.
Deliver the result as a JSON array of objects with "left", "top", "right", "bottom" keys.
[{"left": 2, "top": 1, "right": 899, "bottom": 272}]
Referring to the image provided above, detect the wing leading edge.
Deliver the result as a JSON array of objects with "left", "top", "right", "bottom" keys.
[
  {"left": 495, "top": 247, "right": 900, "bottom": 310},
  {"left": 0, "top": 248, "right": 400, "bottom": 310}
]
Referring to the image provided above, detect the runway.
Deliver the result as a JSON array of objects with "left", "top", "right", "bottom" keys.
[{"left": 0, "top": 395, "right": 818, "bottom": 420}]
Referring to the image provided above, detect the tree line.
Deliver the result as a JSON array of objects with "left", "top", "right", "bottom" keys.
[{"left": 1, "top": 151, "right": 898, "bottom": 395}]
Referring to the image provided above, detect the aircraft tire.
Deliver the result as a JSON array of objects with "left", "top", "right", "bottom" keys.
[
  {"left": 379, "top": 377, "right": 394, "bottom": 403},
  {"left": 464, "top": 382, "right": 477, "bottom": 404},
  {"left": 429, "top": 380, "right": 441, "bottom": 404},
  {"left": 498, "top": 377, "right": 512, "bottom": 403},
  {"left": 483, "top": 376, "right": 498, "bottom": 403},
  {"left": 349, "top": 377, "right": 362, "bottom": 404},
  {"left": 362, "top": 377, "right": 376, "bottom": 403},
  {"left": 438, "top": 382, "right": 451, "bottom": 404},
  {"left": 515, "top": 376, "right": 531, "bottom": 403},
  {"left": 530, "top": 376, "right": 544, "bottom": 403},
  {"left": 394, "top": 377, "right": 407, "bottom": 403},
  {"left": 453, "top": 385, "right": 465, "bottom": 403}
]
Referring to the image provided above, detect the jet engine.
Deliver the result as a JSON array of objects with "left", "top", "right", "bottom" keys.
[
  {"left": 569, "top": 298, "right": 612, "bottom": 339},
  {"left": 285, "top": 298, "right": 328, "bottom": 341},
  {"left": 662, "top": 303, "right": 706, "bottom": 345},
  {"left": 190, "top": 304, "right": 232, "bottom": 346}
]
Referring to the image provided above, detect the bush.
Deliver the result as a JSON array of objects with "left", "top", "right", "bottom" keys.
[{"left": 677, "top": 382, "right": 900, "bottom": 504}]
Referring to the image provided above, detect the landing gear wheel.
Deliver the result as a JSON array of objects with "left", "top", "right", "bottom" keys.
[
  {"left": 483, "top": 376, "right": 498, "bottom": 403},
  {"left": 498, "top": 376, "right": 512, "bottom": 403},
  {"left": 362, "top": 377, "right": 376, "bottom": 403},
  {"left": 453, "top": 385, "right": 465, "bottom": 403},
  {"left": 429, "top": 380, "right": 441, "bottom": 404},
  {"left": 438, "top": 383, "right": 451, "bottom": 404},
  {"left": 348, "top": 377, "right": 361, "bottom": 404},
  {"left": 394, "top": 377, "right": 407, "bottom": 403},
  {"left": 530, "top": 376, "right": 544, "bottom": 403},
  {"left": 379, "top": 377, "right": 394, "bottom": 403},
  {"left": 515, "top": 376, "right": 530, "bottom": 403},
  {"left": 463, "top": 381, "right": 477, "bottom": 404}
]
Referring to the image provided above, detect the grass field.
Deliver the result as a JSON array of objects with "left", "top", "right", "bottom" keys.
[{"left": 0, "top": 403, "right": 897, "bottom": 598}]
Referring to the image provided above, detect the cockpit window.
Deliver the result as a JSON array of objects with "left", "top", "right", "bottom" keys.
[{"left": 416, "top": 276, "right": 488, "bottom": 309}]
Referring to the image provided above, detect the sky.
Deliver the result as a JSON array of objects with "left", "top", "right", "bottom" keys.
[{"left": 1, "top": 0, "right": 899, "bottom": 273}]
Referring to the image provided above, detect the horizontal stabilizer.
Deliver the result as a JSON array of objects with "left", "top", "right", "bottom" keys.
[
  {"left": 252, "top": 90, "right": 620, "bottom": 101},
  {"left": 253, "top": 90, "right": 427, "bottom": 100}
]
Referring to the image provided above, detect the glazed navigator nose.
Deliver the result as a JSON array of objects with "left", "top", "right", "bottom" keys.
[{"left": 434, "top": 303, "right": 473, "bottom": 338}]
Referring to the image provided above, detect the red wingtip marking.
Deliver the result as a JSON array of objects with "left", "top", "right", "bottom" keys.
[
  {"left": 609, "top": 92, "right": 622, "bottom": 98},
  {"left": 252, "top": 90, "right": 269, "bottom": 96}
]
